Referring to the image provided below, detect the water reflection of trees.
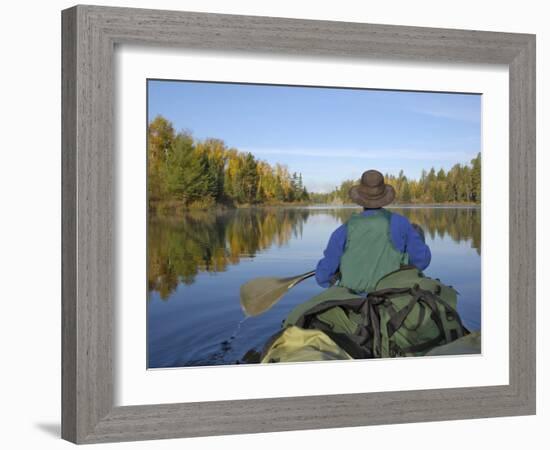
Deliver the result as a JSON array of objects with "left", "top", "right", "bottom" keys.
[
  {"left": 148, "top": 206, "right": 480, "bottom": 299},
  {"left": 307, "top": 207, "right": 481, "bottom": 255},
  {"left": 148, "top": 208, "right": 310, "bottom": 299},
  {"left": 390, "top": 207, "right": 481, "bottom": 255}
]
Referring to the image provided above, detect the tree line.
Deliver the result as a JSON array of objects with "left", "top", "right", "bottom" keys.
[
  {"left": 310, "top": 153, "right": 481, "bottom": 205},
  {"left": 149, "top": 115, "right": 481, "bottom": 211},
  {"left": 148, "top": 115, "right": 309, "bottom": 213}
]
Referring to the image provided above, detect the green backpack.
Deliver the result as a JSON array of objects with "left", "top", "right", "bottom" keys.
[{"left": 278, "top": 266, "right": 468, "bottom": 359}]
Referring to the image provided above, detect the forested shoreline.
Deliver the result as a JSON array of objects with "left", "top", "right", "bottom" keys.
[
  {"left": 310, "top": 155, "right": 481, "bottom": 206},
  {"left": 148, "top": 115, "right": 481, "bottom": 214},
  {"left": 148, "top": 116, "right": 309, "bottom": 214}
]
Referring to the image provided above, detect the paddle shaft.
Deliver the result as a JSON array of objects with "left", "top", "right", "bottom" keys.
[{"left": 287, "top": 270, "right": 316, "bottom": 288}]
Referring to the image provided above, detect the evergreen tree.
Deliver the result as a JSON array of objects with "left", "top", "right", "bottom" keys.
[
  {"left": 401, "top": 180, "right": 412, "bottom": 202},
  {"left": 164, "top": 133, "right": 202, "bottom": 203},
  {"left": 237, "top": 153, "right": 259, "bottom": 203},
  {"left": 470, "top": 153, "right": 481, "bottom": 203}
]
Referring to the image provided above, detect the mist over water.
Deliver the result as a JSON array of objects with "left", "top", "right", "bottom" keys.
[{"left": 147, "top": 206, "right": 481, "bottom": 368}]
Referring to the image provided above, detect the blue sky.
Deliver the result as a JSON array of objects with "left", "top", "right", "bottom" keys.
[{"left": 148, "top": 80, "right": 481, "bottom": 193}]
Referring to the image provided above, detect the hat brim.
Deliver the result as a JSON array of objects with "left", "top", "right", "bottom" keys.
[{"left": 349, "top": 184, "right": 395, "bottom": 208}]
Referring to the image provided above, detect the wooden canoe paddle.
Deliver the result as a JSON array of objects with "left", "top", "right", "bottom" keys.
[{"left": 240, "top": 270, "right": 316, "bottom": 317}]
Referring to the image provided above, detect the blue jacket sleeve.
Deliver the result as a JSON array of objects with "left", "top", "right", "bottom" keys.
[
  {"left": 315, "top": 224, "right": 347, "bottom": 288},
  {"left": 404, "top": 220, "right": 431, "bottom": 271}
]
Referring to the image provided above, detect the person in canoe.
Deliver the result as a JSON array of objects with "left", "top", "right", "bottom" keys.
[
  {"left": 315, "top": 169, "right": 431, "bottom": 294},
  {"left": 243, "top": 170, "right": 474, "bottom": 363}
]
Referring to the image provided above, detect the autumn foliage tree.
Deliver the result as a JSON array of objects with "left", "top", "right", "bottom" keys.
[{"left": 148, "top": 115, "right": 309, "bottom": 211}]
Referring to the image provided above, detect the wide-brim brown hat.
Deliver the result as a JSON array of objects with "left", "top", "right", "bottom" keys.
[{"left": 349, "top": 170, "right": 395, "bottom": 208}]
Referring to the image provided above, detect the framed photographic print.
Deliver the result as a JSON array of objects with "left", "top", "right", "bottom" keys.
[{"left": 61, "top": 5, "right": 536, "bottom": 444}]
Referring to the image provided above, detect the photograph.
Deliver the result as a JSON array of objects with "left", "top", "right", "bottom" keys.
[
  {"left": 49, "top": 1, "right": 539, "bottom": 445},
  {"left": 146, "top": 80, "right": 482, "bottom": 368},
  {"left": 1, "top": 0, "right": 542, "bottom": 446}
]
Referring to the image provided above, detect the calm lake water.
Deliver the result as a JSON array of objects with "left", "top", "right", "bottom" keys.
[{"left": 147, "top": 206, "right": 481, "bottom": 368}]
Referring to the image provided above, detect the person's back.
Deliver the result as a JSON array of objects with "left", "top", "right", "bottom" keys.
[
  {"left": 316, "top": 170, "right": 431, "bottom": 294},
  {"left": 338, "top": 209, "right": 408, "bottom": 293}
]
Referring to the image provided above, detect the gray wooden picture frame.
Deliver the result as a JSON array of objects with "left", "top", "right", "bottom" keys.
[{"left": 61, "top": 4, "right": 536, "bottom": 444}]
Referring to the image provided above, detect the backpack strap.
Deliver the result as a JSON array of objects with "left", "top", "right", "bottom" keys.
[
  {"left": 368, "top": 284, "right": 467, "bottom": 355},
  {"left": 321, "top": 329, "right": 374, "bottom": 359},
  {"left": 385, "top": 289, "right": 424, "bottom": 338}
]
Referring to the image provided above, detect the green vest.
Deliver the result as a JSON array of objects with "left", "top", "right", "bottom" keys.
[{"left": 339, "top": 209, "right": 408, "bottom": 293}]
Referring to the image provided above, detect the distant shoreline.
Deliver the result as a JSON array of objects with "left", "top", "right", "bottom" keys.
[
  {"left": 389, "top": 203, "right": 480, "bottom": 209},
  {"left": 149, "top": 200, "right": 480, "bottom": 216}
]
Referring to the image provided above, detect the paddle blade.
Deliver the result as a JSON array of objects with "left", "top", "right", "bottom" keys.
[
  {"left": 240, "top": 271, "right": 315, "bottom": 317},
  {"left": 240, "top": 277, "right": 292, "bottom": 317}
]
